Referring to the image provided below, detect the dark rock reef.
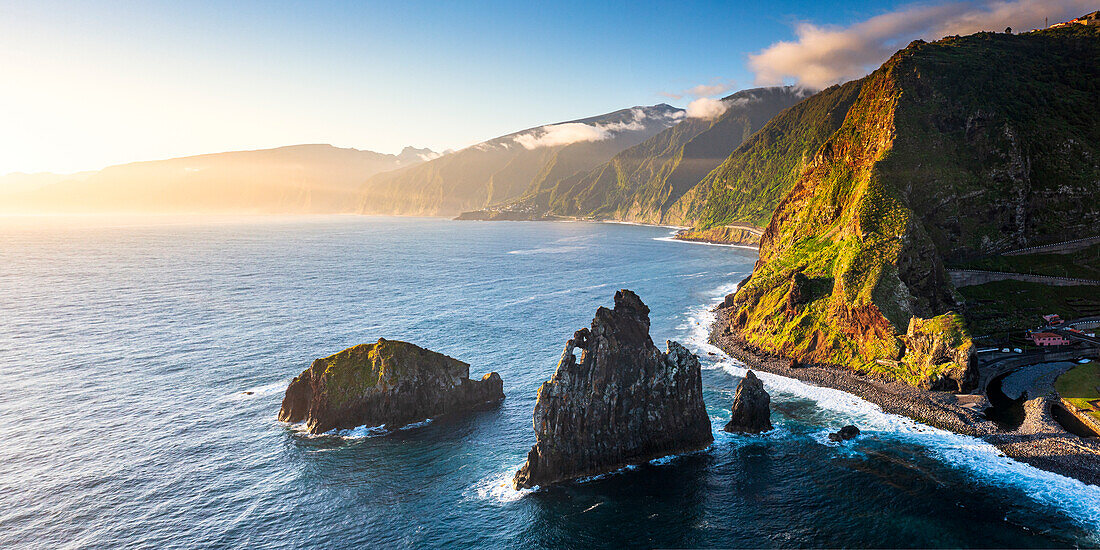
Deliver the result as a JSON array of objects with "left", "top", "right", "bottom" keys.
[
  {"left": 829, "top": 425, "right": 861, "bottom": 442},
  {"left": 279, "top": 338, "right": 503, "bottom": 434},
  {"left": 513, "top": 290, "right": 713, "bottom": 489},
  {"left": 723, "top": 370, "right": 773, "bottom": 434}
]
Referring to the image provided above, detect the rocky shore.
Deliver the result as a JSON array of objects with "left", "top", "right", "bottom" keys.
[
  {"left": 672, "top": 225, "right": 762, "bottom": 247},
  {"left": 513, "top": 290, "right": 713, "bottom": 489},
  {"left": 279, "top": 338, "right": 503, "bottom": 434},
  {"left": 709, "top": 305, "right": 1100, "bottom": 486}
]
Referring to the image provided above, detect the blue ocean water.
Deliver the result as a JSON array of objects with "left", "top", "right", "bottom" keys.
[{"left": 2, "top": 215, "right": 1099, "bottom": 549}]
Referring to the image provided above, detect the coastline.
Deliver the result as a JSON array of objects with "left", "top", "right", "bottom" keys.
[
  {"left": 453, "top": 210, "right": 763, "bottom": 247},
  {"left": 707, "top": 302, "right": 1100, "bottom": 487}
]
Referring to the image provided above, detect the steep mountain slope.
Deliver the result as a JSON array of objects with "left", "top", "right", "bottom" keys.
[
  {"left": 1, "top": 144, "right": 435, "bottom": 214},
  {"left": 723, "top": 26, "right": 1100, "bottom": 389},
  {"left": 667, "top": 82, "right": 862, "bottom": 228},
  {"left": 358, "top": 105, "right": 685, "bottom": 216},
  {"left": 469, "top": 86, "right": 810, "bottom": 224}
]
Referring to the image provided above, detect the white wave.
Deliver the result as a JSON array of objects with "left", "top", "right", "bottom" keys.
[
  {"left": 599, "top": 220, "right": 687, "bottom": 230},
  {"left": 470, "top": 464, "right": 532, "bottom": 504},
  {"left": 330, "top": 424, "right": 390, "bottom": 438},
  {"left": 670, "top": 279, "right": 1100, "bottom": 532},
  {"left": 399, "top": 418, "right": 433, "bottom": 431},
  {"left": 228, "top": 380, "right": 290, "bottom": 400},
  {"left": 683, "top": 280, "right": 1100, "bottom": 532},
  {"left": 652, "top": 235, "right": 759, "bottom": 250}
]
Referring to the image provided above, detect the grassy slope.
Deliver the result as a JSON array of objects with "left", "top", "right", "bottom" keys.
[
  {"left": 316, "top": 339, "right": 469, "bottom": 409},
  {"left": 1055, "top": 362, "right": 1100, "bottom": 424},
  {"left": 728, "top": 27, "right": 1100, "bottom": 389},
  {"left": 670, "top": 82, "right": 862, "bottom": 229}
]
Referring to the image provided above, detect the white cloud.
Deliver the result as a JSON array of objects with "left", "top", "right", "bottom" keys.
[
  {"left": 514, "top": 123, "right": 613, "bottom": 149},
  {"left": 512, "top": 107, "right": 678, "bottom": 149},
  {"left": 749, "top": 0, "right": 1095, "bottom": 89},
  {"left": 685, "top": 97, "right": 730, "bottom": 119}
]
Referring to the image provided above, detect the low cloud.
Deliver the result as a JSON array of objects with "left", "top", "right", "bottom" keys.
[
  {"left": 514, "top": 123, "right": 613, "bottom": 149},
  {"left": 660, "top": 79, "right": 737, "bottom": 100},
  {"left": 513, "top": 107, "right": 681, "bottom": 149},
  {"left": 749, "top": 0, "right": 1095, "bottom": 89},
  {"left": 685, "top": 97, "right": 730, "bottom": 119}
]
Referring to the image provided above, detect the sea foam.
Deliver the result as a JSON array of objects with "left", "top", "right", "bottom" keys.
[{"left": 683, "top": 281, "right": 1100, "bottom": 532}]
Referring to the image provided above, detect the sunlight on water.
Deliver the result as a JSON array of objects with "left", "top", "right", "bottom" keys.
[{"left": 0, "top": 216, "right": 1094, "bottom": 548}]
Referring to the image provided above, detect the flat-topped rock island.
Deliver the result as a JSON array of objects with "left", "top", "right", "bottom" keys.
[{"left": 279, "top": 338, "right": 504, "bottom": 434}]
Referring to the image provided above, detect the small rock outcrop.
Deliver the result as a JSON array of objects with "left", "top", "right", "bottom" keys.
[
  {"left": 900, "top": 314, "right": 979, "bottom": 392},
  {"left": 512, "top": 290, "right": 713, "bottom": 489},
  {"left": 279, "top": 338, "right": 503, "bottom": 434},
  {"left": 829, "top": 425, "right": 860, "bottom": 442},
  {"left": 723, "top": 370, "right": 773, "bottom": 434}
]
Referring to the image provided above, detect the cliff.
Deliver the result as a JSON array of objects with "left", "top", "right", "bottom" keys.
[
  {"left": 673, "top": 224, "right": 762, "bottom": 246},
  {"left": 721, "top": 26, "right": 1100, "bottom": 388},
  {"left": 279, "top": 338, "right": 503, "bottom": 434},
  {"left": 513, "top": 290, "right": 712, "bottom": 489}
]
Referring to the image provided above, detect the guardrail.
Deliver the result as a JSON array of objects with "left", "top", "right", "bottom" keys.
[
  {"left": 1003, "top": 235, "right": 1100, "bottom": 256},
  {"left": 947, "top": 269, "right": 1100, "bottom": 287}
]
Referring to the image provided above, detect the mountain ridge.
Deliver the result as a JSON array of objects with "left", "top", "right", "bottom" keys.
[{"left": 1, "top": 143, "right": 439, "bottom": 214}]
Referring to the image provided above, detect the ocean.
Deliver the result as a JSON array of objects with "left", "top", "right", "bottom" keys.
[{"left": 2, "top": 215, "right": 1098, "bottom": 548}]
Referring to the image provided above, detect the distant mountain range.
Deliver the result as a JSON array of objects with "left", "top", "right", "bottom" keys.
[
  {"left": 0, "top": 144, "right": 439, "bottom": 214},
  {"left": 358, "top": 104, "right": 688, "bottom": 216},
  {"left": 462, "top": 86, "right": 811, "bottom": 223}
]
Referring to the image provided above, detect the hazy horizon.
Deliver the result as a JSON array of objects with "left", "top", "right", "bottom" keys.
[{"left": 2, "top": 0, "right": 1091, "bottom": 176}]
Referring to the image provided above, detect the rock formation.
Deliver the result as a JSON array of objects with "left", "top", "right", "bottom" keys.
[
  {"left": 279, "top": 338, "right": 503, "bottom": 434},
  {"left": 829, "top": 425, "right": 861, "bottom": 442},
  {"left": 723, "top": 370, "right": 773, "bottom": 434},
  {"left": 512, "top": 290, "right": 713, "bottom": 489},
  {"left": 899, "top": 315, "right": 978, "bottom": 392}
]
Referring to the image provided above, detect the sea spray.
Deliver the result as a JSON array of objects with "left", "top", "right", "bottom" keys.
[{"left": 687, "top": 280, "right": 1100, "bottom": 533}]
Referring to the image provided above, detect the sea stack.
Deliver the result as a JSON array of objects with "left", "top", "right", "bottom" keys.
[
  {"left": 279, "top": 338, "right": 503, "bottom": 434},
  {"left": 723, "top": 370, "right": 772, "bottom": 434},
  {"left": 513, "top": 290, "right": 713, "bottom": 489}
]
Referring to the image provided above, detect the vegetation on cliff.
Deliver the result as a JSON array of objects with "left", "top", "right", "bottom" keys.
[
  {"left": 279, "top": 338, "right": 503, "bottom": 434},
  {"left": 725, "top": 27, "right": 1100, "bottom": 388},
  {"left": 673, "top": 225, "right": 762, "bottom": 246}
]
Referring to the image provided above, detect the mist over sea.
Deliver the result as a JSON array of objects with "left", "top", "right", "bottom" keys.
[{"left": 1, "top": 215, "right": 1097, "bottom": 548}]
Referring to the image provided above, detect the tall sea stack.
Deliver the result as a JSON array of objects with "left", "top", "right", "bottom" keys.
[
  {"left": 723, "top": 370, "right": 772, "bottom": 434},
  {"left": 513, "top": 290, "right": 713, "bottom": 489},
  {"left": 279, "top": 338, "right": 503, "bottom": 434}
]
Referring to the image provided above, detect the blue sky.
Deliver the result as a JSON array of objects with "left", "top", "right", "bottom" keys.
[{"left": 0, "top": 0, "right": 1084, "bottom": 173}]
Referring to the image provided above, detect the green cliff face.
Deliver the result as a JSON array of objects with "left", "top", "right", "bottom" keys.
[
  {"left": 727, "top": 27, "right": 1100, "bottom": 389},
  {"left": 669, "top": 82, "right": 862, "bottom": 229}
]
